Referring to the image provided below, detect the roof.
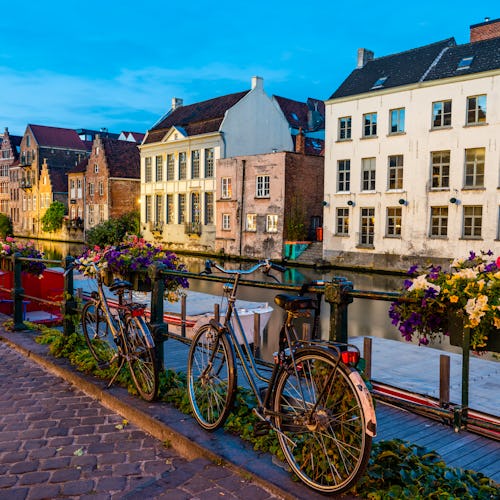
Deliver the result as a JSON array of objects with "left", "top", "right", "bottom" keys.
[
  {"left": 424, "top": 36, "right": 500, "bottom": 81},
  {"left": 101, "top": 137, "right": 140, "bottom": 178},
  {"left": 273, "top": 96, "right": 325, "bottom": 132},
  {"left": 47, "top": 168, "right": 70, "bottom": 193},
  {"left": 144, "top": 91, "right": 249, "bottom": 144},
  {"left": 330, "top": 39, "right": 456, "bottom": 99},
  {"left": 68, "top": 157, "right": 88, "bottom": 174},
  {"left": 28, "top": 125, "right": 88, "bottom": 151}
]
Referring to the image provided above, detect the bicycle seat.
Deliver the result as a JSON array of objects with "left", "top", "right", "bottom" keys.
[
  {"left": 274, "top": 294, "right": 314, "bottom": 311},
  {"left": 109, "top": 279, "right": 133, "bottom": 291}
]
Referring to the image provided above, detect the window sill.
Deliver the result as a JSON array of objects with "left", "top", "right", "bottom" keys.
[
  {"left": 464, "top": 122, "right": 488, "bottom": 128},
  {"left": 429, "top": 187, "right": 450, "bottom": 192},
  {"left": 429, "top": 125, "right": 452, "bottom": 132},
  {"left": 336, "top": 138, "right": 353, "bottom": 143},
  {"left": 360, "top": 135, "right": 378, "bottom": 140},
  {"left": 356, "top": 244, "right": 375, "bottom": 249},
  {"left": 384, "top": 235, "right": 402, "bottom": 239},
  {"left": 334, "top": 233, "right": 349, "bottom": 237},
  {"left": 429, "top": 236, "right": 448, "bottom": 239},
  {"left": 387, "top": 132, "right": 406, "bottom": 137},
  {"left": 462, "top": 186, "right": 486, "bottom": 191},
  {"left": 459, "top": 237, "right": 483, "bottom": 241}
]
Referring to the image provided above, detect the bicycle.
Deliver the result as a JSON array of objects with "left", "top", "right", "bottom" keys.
[
  {"left": 77, "top": 259, "right": 159, "bottom": 401},
  {"left": 187, "top": 260, "right": 377, "bottom": 494}
]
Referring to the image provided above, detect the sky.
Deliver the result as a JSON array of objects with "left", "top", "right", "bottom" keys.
[{"left": 1, "top": 1, "right": 497, "bottom": 137}]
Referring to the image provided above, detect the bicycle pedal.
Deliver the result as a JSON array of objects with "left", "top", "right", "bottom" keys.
[{"left": 253, "top": 420, "right": 270, "bottom": 436}]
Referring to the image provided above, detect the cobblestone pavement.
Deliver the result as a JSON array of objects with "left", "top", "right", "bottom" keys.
[{"left": 0, "top": 342, "right": 278, "bottom": 500}]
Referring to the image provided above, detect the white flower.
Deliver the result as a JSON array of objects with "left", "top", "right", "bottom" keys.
[{"left": 408, "top": 275, "right": 441, "bottom": 293}]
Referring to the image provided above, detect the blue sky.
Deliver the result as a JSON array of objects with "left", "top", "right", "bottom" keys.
[{"left": 1, "top": 1, "right": 497, "bottom": 136}]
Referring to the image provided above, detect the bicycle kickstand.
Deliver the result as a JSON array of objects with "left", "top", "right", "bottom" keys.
[{"left": 107, "top": 356, "right": 126, "bottom": 389}]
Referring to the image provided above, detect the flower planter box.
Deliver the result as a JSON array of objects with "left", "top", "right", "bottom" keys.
[
  {"left": 448, "top": 313, "right": 500, "bottom": 353},
  {"left": 102, "top": 270, "right": 151, "bottom": 292}
]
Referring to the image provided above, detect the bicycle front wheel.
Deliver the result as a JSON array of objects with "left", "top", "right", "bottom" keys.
[
  {"left": 273, "top": 347, "right": 372, "bottom": 494},
  {"left": 125, "top": 316, "right": 158, "bottom": 401},
  {"left": 187, "top": 324, "right": 236, "bottom": 431},
  {"left": 82, "top": 301, "right": 116, "bottom": 367}
]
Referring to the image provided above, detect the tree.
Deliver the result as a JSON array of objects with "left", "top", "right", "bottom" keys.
[
  {"left": 0, "top": 214, "right": 13, "bottom": 239},
  {"left": 86, "top": 211, "right": 140, "bottom": 247},
  {"left": 41, "top": 201, "right": 66, "bottom": 233}
]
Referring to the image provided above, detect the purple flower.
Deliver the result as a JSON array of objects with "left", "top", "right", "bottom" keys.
[{"left": 407, "top": 265, "right": 419, "bottom": 275}]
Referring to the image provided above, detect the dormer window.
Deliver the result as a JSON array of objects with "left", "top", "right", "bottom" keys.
[
  {"left": 371, "top": 76, "right": 388, "bottom": 89},
  {"left": 457, "top": 56, "right": 473, "bottom": 70}
]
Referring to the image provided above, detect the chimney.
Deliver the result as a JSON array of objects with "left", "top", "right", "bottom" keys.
[
  {"left": 295, "top": 128, "right": 306, "bottom": 154},
  {"left": 251, "top": 76, "right": 263, "bottom": 90},
  {"left": 357, "top": 48, "right": 374, "bottom": 68},
  {"left": 470, "top": 17, "right": 500, "bottom": 42},
  {"left": 172, "top": 97, "right": 183, "bottom": 110}
]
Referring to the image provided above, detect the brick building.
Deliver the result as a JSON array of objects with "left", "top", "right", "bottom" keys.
[{"left": 0, "top": 128, "right": 21, "bottom": 219}]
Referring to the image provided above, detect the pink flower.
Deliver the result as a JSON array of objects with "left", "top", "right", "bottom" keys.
[{"left": 497, "top": 256, "right": 500, "bottom": 268}]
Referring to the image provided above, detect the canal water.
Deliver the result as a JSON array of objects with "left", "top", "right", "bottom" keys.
[{"left": 32, "top": 240, "right": 478, "bottom": 362}]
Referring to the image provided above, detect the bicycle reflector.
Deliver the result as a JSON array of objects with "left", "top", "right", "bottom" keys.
[{"left": 341, "top": 350, "right": 360, "bottom": 366}]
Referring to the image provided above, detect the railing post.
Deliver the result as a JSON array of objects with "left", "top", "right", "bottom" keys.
[
  {"left": 149, "top": 262, "right": 167, "bottom": 371},
  {"left": 253, "top": 312, "right": 260, "bottom": 357},
  {"left": 461, "top": 326, "right": 470, "bottom": 425},
  {"left": 324, "top": 276, "right": 353, "bottom": 343},
  {"left": 181, "top": 295, "right": 187, "bottom": 338},
  {"left": 439, "top": 354, "right": 450, "bottom": 407},
  {"left": 62, "top": 256, "right": 76, "bottom": 336},
  {"left": 363, "top": 337, "right": 372, "bottom": 380},
  {"left": 12, "top": 252, "right": 25, "bottom": 330}
]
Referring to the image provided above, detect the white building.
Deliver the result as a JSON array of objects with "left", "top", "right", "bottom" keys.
[
  {"left": 139, "top": 76, "right": 292, "bottom": 251},
  {"left": 323, "top": 19, "right": 500, "bottom": 271}
]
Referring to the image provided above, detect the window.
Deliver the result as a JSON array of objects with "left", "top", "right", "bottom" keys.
[
  {"left": 221, "top": 177, "right": 232, "bottom": 199},
  {"left": 99, "top": 205, "right": 104, "bottom": 223},
  {"left": 204, "top": 148, "right": 214, "bottom": 177},
  {"left": 145, "top": 157, "right": 152, "bottom": 182},
  {"left": 246, "top": 213, "right": 257, "bottom": 231},
  {"left": 191, "top": 150, "right": 200, "bottom": 178},
  {"left": 466, "top": 95, "right": 486, "bottom": 124},
  {"left": 145, "top": 195, "right": 151, "bottom": 223},
  {"left": 463, "top": 206, "right": 482, "bottom": 238},
  {"left": 388, "top": 155, "right": 404, "bottom": 190},
  {"left": 88, "top": 183, "right": 94, "bottom": 196},
  {"left": 336, "top": 208, "right": 349, "bottom": 235},
  {"left": 338, "top": 116, "right": 352, "bottom": 140},
  {"left": 191, "top": 192, "right": 201, "bottom": 223},
  {"left": 155, "top": 155, "right": 163, "bottom": 181},
  {"left": 457, "top": 56, "right": 474, "bottom": 70},
  {"left": 178, "top": 152, "right": 187, "bottom": 179},
  {"left": 88, "top": 205, "right": 94, "bottom": 225},
  {"left": 98, "top": 181, "right": 103, "bottom": 196},
  {"left": 337, "top": 160, "right": 350, "bottom": 192},
  {"left": 430, "top": 207, "right": 448, "bottom": 237},
  {"left": 178, "top": 194, "right": 186, "bottom": 223},
  {"left": 362, "top": 113, "right": 377, "bottom": 137},
  {"left": 266, "top": 214, "right": 278, "bottom": 233},
  {"left": 371, "top": 76, "right": 387, "bottom": 89},
  {"left": 386, "top": 207, "right": 402, "bottom": 237},
  {"left": 222, "top": 213, "right": 231, "bottom": 230},
  {"left": 204, "top": 192, "right": 214, "bottom": 224},
  {"left": 155, "top": 194, "right": 163, "bottom": 223},
  {"left": 464, "top": 148, "right": 485, "bottom": 188},
  {"left": 256, "top": 175, "right": 270, "bottom": 198},
  {"left": 361, "top": 158, "right": 376, "bottom": 191},
  {"left": 360, "top": 208, "right": 375, "bottom": 246},
  {"left": 431, "top": 151, "right": 450, "bottom": 189},
  {"left": 432, "top": 100, "right": 452, "bottom": 128},
  {"left": 166, "top": 194, "right": 174, "bottom": 224},
  {"left": 77, "top": 179, "right": 82, "bottom": 198},
  {"left": 94, "top": 163, "right": 99, "bottom": 174},
  {"left": 389, "top": 108, "right": 405, "bottom": 134},
  {"left": 166, "top": 154, "right": 175, "bottom": 180}
]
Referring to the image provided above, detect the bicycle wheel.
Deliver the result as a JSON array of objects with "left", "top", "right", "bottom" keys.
[
  {"left": 82, "top": 301, "right": 116, "bottom": 367},
  {"left": 187, "top": 324, "right": 236, "bottom": 431},
  {"left": 125, "top": 316, "right": 158, "bottom": 402},
  {"left": 273, "top": 347, "right": 373, "bottom": 494}
]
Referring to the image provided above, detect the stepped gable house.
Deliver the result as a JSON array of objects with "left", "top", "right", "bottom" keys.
[
  {"left": 323, "top": 18, "right": 500, "bottom": 270},
  {"left": 0, "top": 128, "right": 22, "bottom": 219},
  {"left": 12, "top": 124, "right": 89, "bottom": 237},
  {"left": 140, "top": 76, "right": 293, "bottom": 251},
  {"left": 76, "top": 135, "right": 141, "bottom": 231}
]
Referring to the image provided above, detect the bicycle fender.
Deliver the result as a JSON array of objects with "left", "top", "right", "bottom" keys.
[{"left": 348, "top": 370, "right": 377, "bottom": 437}]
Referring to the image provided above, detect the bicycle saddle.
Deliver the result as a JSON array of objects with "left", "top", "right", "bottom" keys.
[
  {"left": 109, "top": 279, "right": 132, "bottom": 291},
  {"left": 274, "top": 294, "right": 314, "bottom": 311}
]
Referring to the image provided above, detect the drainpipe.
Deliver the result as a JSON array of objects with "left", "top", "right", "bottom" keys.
[{"left": 239, "top": 160, "right": 246, "bottom": 256}]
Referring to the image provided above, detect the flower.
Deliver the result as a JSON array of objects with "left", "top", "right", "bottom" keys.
[
  {"left": 77, "top": 236, "right": 189, "bottom": 301},
  {"left": 389, "top": 251, "right": 500, "bottom": 349},
  {"left": 0, "top": 237, "right": 46, "bottom": 277}
]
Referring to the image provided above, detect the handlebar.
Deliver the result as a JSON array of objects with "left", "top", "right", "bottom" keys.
[{"left": 201, "top": 259, "right": 286, "bottom": 279}]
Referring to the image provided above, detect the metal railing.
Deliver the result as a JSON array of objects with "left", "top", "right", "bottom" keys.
[{"left": 0, "top": 255, "right": 498, "bottom": 439}]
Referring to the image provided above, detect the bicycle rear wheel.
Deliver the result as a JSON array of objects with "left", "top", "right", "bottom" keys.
[
  {"left": 187, "top": 324, "right": 236, "bottom": 431},
  {"left": 273, "top": 347, "right": 373, "bottom": 494},
  {"left": 125, "top": 316, "right": 158, "bottom": 401},
  {"left": 82, "top": 301, "right": 116, "bottom": 367}
]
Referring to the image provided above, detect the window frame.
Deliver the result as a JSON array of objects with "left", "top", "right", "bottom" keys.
[
  {"left": 388, "top": 155, "right": 404, "bottom": 190},
  {"left": 431, "top": 100, "right": 452, "bottom": 128},
  {"left": 178, "top": 152, "right": 187, "bottom": 180},
  {"left": 155, "top": 155, "right": 163, "bottom": 182},
  {"left": 336, "top": 208, "right": 349, "bottom": 236},
  {"left": 361, "top": 157, "right": 376, "bottom": 191},
  {"left": 246, "top": 213, "right": 257, "bottom": 232},
  {"left": 191, "top": 150, "right": 200, "bottom": 179},
  {"left": 360, "top": 208, "right": 375, "bottom": 246},
  {"left": 431, "top": 151, "right": 450, "bottom": 189},
  {"left": 221, "top": 177, "right": 232, "bottom": 199},
  {"left": 464, "top": 148, "right": 485, "bottom": 188},
  {"left": 386, "top": 207, "right": 402, "bottom": 237},
  {"left": 337, "top": 159, "right": 351, "bottom": 192},
  {"left": 204, "top": 192, "right": 214, "bottom": 224},
  {"left": 362, "top": 112, "right": 377, "bottom": 137},
  {"left": 430, "top": 206, "right": 448, "bottom": 238},
  {"left": 222, "top": 213, "right": 231, "bottom": 231},
  {"left": 463, "top": 205, "right": 482, "bottom": 238},
  {"left": 338, "top": 116, "right": 352, "bottom": 140},
  {"left": 266, "top": 214, "right": 278, "bottom": 233},
  {"left": 166, "top": 154, "right": 175, "bottom": 180},
  {"left": 145, "top": 157, "right": 152, "bottom": 183},
  {"left": 389, "top": 108, "right": 405, "bottom": 134},
  {"left": 256, "top": 175, "right": 270, "bottom": 198},
  {"left": 466, "top": 94, "right": 487, "bottom": 125},
  {"left": 204, "top": 148, "right": 214, "bottom": 178}
]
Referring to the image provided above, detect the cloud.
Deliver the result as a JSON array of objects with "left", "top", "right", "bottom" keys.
[{"left": 0, "top": 63, "right": 289, "bottom": 135}]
